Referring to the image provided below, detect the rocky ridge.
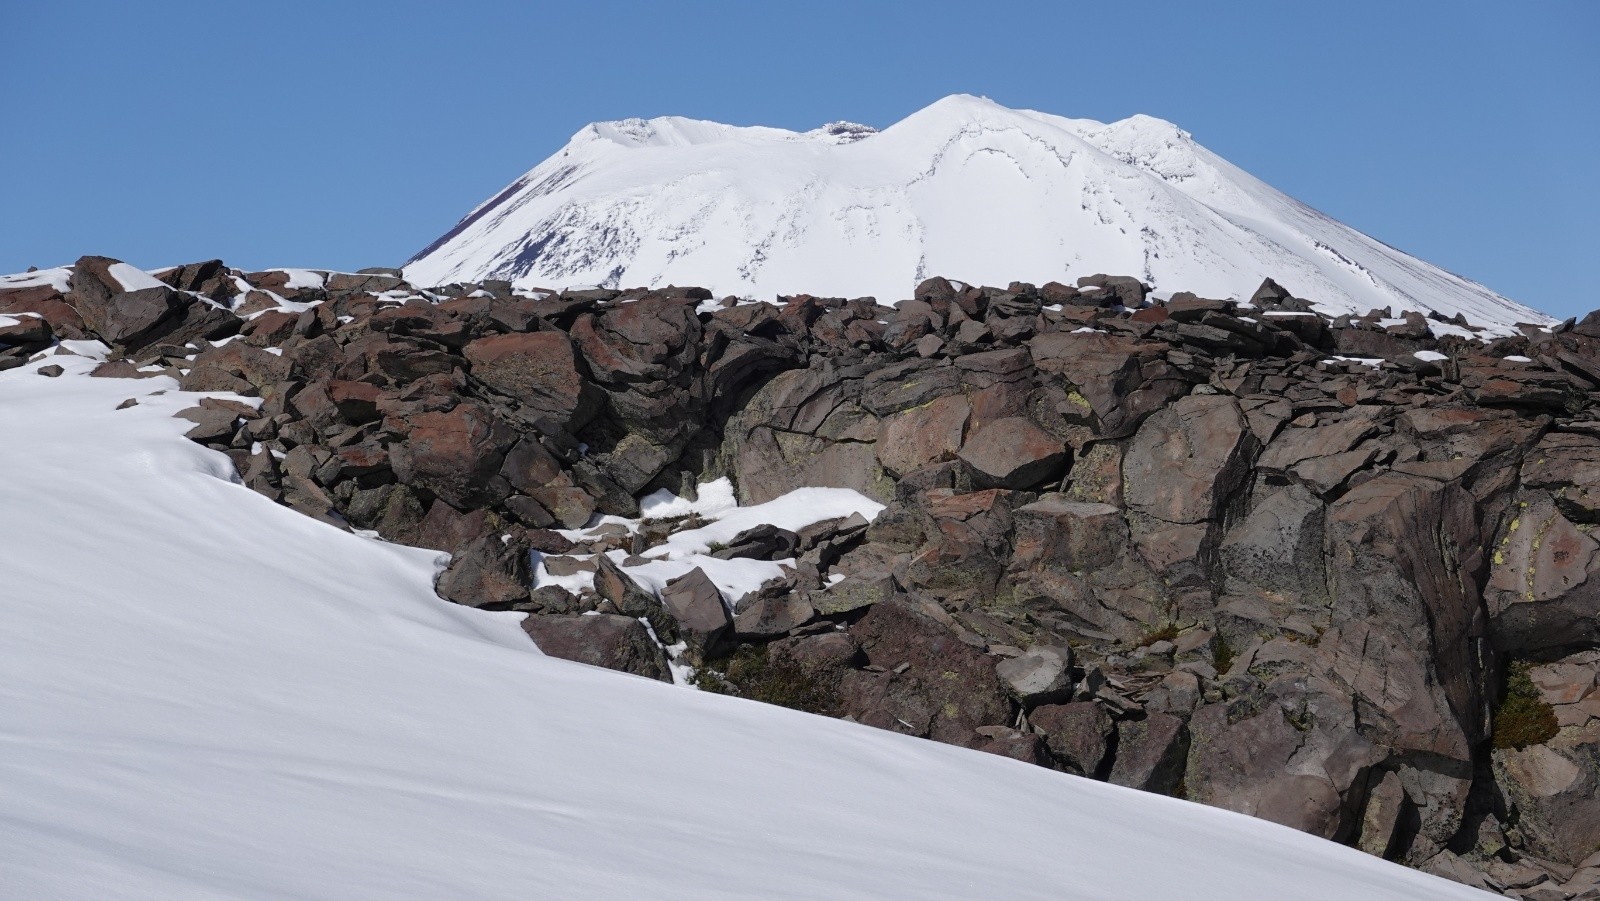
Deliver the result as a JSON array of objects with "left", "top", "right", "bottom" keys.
[{"left": 6, "top": 256, "right": 1600, "bottom": 898}]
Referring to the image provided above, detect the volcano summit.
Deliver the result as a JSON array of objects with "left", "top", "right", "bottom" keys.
[{"left": 406, "top": 95, "right": 1544, "bottom": 330}]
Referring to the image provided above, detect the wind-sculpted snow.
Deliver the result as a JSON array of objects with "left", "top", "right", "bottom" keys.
[
  {"left": 0, "top": 350, "right": 1486, "bottom": 898},
  {"left": 406, "top": 94, "right": 1546, "bottom": 330}
]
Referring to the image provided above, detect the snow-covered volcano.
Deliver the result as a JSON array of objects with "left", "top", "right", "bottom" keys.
[{"left": 404, "top": 94, "right": 1546, "bottom": 328}]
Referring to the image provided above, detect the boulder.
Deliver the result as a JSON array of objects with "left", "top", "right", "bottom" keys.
[
  {"left": 77, "top": 284, "right": 182, "bottom": 348},
  {"left": 593, "top": 555, "right": 675, "bottom": 643},
  {"left": 0, "top": 315, "right": 52, "bottom": 347},
  {"left": 1522, "top": 432, "right": 1600, "bottom": 522},
  {"left": 810, "top": 569, "right": 896, "bottom": 616},
  {"left": 1031, "top": 701, "right": 1112, "bottom": 777},
  {"left": 1011, "top": 498, "right": 1126, "bottom": 573},
  {"left": 975, "top": 727, "right": 1049, "bottom": 765},
  {"left": 1358, "top": 771, "right": 1407, "bottom": 859},
  {"left": 1486, "top": 498, "right": 1600, "bottom": 653},
  {"left": 389, "top": 403, "right": 515, "bottom": 508},
  {"left": 994, "top": 645, "right": 1074, "bottom": 708},
  {"left": 463, "top": 331, "right": 600, "bottom": 430},
  {"left": 1028, "top": 332, "right": 1185, "bottom": 438},
  {"left": 1493, "top": 733, "right": 1600, "bottom": 867},
  {"left": 435, "top": 533, "right": 531, "bottom": 608},
  {"left": 733, "top": 591, "right": 815, "bottom": 639},
  {"left": 711, "top": 523, "right": 799, "bottom": 561},
  {"left": 68, "top": 256, "right": 239, "bottom": 352},
  {"left": 521, "top": 614, "right": 672, "bottom": 682},
  {"left": 176, "top": 404, "right": 242, "bottom": 444},
  {"left": 659, "top": 567, "right": 733, "bottom": 658},
  {"left": 1185, "top": 700, "right": 1343, "bottom": 839},
  {"left": 1077, "top": 273, "right": 1147, "bottom": 308},
  {"left": 770, "top": 631, "right": 862, "bottom": 672},
  {"left": 500, "top": 437, "right": 565, "bottom": 494},
  {"left": 957, "top": 416, "right": 1069, "bottom": 489},
  {"left": 1109, "top": 713, "right": 1189, "bottom": 795},
  {"left": 1124, "top": 395, "right": 1257, "bottom": 525},
  {"left": 876, "top": 393, "right": 970, "bottom": 476}
]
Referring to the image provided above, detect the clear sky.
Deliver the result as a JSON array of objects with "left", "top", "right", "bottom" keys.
[{"left": 3, "top": 1, "right": 1595, "bottom": 316}]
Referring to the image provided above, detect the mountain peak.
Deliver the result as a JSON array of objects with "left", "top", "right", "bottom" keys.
[{"left": 406, "top": 98, "right": 1546, "bottom": 330}]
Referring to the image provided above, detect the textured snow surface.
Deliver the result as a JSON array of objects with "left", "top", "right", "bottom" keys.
[
  {"left": 405, "top": 94, "right": 1547, "bottom": 332},
  {"left": 0, "top": 356, "right": 1486, "bottom": 899},
  {"left": 270, "top": 267, "right": 329, "bottom": 290},
  {"left": 0, "top": 266, "right": 72, "bottom": 292},
  {"left": 105, "top": 261, "right": 170, "bottom": 292}
]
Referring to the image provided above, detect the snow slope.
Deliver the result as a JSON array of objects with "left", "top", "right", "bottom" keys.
[
  {"left": 0, "top": 352, "right": 1487, "bottom": 899},
  {"left": 405, "top": 94, "right": 1546, "bottom": 330}
]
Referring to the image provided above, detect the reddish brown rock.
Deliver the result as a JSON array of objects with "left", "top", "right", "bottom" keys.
[
  {"left": 957, "top": 416, "right": 1068, "bottom": 489},
  {"left": 389, "top": 402, "right": 515, "bottom": 508},
  {"left": 522, "top": 614, "right": 671, "bottom": 682},
  {"left": 659, "top": 567, "right": 733, "bottom": 657},
  {"left": 876, "top": 394, "right": 969, "bottom": 476},
  {"left": 463, "top": 331, "right": 600, "bottom": 430},
  {"left": 1124, "top": 394, "right": 1256, "bottom": 525},
  {"left": 839, "top": 600, "right": 1012, "bottom": 748}
]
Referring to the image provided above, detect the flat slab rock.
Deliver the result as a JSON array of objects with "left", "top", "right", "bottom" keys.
[{"left": 521, "top": 614, "right": 671, "bottom": 682}]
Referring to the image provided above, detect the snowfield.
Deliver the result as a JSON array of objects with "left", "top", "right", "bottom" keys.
[
  {"left": 0, "top": 351, "right": 1486, "bottom": 899},
  {"left": 405, "top": 94, "right": 1547, "bottom": 332}
]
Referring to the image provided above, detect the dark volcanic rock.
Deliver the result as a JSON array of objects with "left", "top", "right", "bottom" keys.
[
  {"left": 1032, "top": 702, "right": 1113, "bottom": 777},
  {"left": 389, "top": 403, "right": 515, "bottom": 508},
  {"left": 840, "top": 599, "right": 1011, "bottom": 748},
  {"left": 521, "top": 614, "right": 671, "bottom": 681},
  {"left": 435, "top": 533, "right": 531, "bottom": 608},
  {"left": 62, "top": 255, "right": 1600, "bottom": 894},
  {"left": 957, "top": 416, "right": 1069, "bottom": 489},
  {"left": 464, "top": 331, "right": 601, "bottom": 430},
  {"left": 659, "top": 567, "right": 733, "bottom": 658}
]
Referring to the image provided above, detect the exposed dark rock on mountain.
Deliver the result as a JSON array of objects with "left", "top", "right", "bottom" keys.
[{"left": 12, "top": 256, "right": 1600, "bottom": 898}]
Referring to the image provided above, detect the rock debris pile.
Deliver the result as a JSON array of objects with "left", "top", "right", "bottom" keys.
[{"left": 7, "top": 256, "right": 1600, "bottom": 898}]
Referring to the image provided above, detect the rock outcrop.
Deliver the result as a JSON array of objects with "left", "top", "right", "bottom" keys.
[{"left": 15, "top": 257, "right": 1600, "bottom": 899}]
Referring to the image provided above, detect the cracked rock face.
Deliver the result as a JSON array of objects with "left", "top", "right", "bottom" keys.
[{"left": 23, "top": 256, "right": 1600, "bottom": 898}]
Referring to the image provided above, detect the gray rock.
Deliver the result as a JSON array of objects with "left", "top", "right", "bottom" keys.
[
  {"left": 811, "top": 570, "right": 896, "bottom": 616},
  {"left": 733, "top": 591, "right": 814, "bottom": 639},
  {"left": 1358, "top": 770, "right": 1407, "bottom": 858},
  {"left": 1219, "top": 483, "right": 1326, "bottom": 598},
  {"left": 994, "top": 645, "right": 1074, "bottom": 708},
  {"left": 1142, "top": 670, "right": 1202, "bottom": 717}
]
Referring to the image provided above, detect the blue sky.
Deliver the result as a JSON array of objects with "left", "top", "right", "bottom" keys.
[{"left": 3, "top": 1, "right": 1595, "bottom": 316}]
